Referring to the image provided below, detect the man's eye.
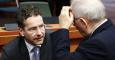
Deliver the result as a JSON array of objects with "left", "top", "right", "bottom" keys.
[{"left": 29, "top": 27, "right": 36, "bottom": 31}]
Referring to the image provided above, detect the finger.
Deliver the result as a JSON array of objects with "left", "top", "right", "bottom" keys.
[{"left": 61, "top": 6, "right": 71, "bottom": 15}]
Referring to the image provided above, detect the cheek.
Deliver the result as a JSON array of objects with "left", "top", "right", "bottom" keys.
[
  {"left": 24, "top": 32, "right": 33, "bottom": 39},
  {"left": 41, "top": 28, "right": 45, "bottom": 35},
  {"left": 74, "top": 22, "right": 84, "bottom": 32},
  {"left": 74, "top": 22, "right": 81, "bottom": 29},
  {"left": 41, "top": 31, "right": 45, "bottom": 37}
]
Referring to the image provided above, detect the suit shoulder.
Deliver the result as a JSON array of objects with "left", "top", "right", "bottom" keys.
[
  {"left": 97, "top": 26, "right": 115, "bottom": 38},
  {"left": 3, "top": 37, "right": 20, "bottom": 51}
]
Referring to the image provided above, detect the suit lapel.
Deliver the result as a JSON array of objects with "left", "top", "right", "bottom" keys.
[
  {"left": 40, "top": 38, "right": 48, "bottom": 60},
  {"left": 19, "top": 37, "right": 30, "bottom": 60},
  {"left": 40, "top": 32, "right": 52, "bottom": 60}
]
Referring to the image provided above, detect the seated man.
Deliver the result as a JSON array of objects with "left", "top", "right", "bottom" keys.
[
  {"left": 0, "top": 5, "right": 53, "bottom": 60},
  {"left": 51, "top": 0, "right": 115, "bottom": 60}
]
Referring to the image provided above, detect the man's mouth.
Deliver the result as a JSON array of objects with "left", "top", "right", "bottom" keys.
[{"left": 34, "top": 36, "right": 43, "bottom": 40}]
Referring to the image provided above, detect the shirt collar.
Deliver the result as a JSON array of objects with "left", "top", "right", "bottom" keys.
[
  {"left": 25, "top": 39, "right": 42, "bottom": 53},
  {"left": 25, "top": 40, "right": 35, "bottom": 53},
  {"left": 91, "top": 19, "right": 108, "bottom": 34}
]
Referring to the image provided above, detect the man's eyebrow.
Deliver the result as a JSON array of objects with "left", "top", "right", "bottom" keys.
[{"left": 39, "top": 24, "right": 45, "bottom": 26}]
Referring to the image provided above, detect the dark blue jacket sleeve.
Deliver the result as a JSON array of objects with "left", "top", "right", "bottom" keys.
[{"left": 50, "top": 29, "right": 71, "bottom": 60}]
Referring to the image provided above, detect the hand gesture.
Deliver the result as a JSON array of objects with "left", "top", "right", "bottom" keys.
[{"left": 59, "top": 6, "right": 74, "bottom": 29}]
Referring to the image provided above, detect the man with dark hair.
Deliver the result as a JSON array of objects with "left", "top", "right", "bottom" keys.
[{"left": 0, "top": 5, "right": 53, "bottom": 60}]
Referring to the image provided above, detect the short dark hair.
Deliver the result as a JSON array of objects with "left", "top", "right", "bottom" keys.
[{"left": 17, "top": 5, "right": 41, "bottom": 29}]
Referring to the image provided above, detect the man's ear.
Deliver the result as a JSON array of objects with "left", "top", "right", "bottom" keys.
[
  {"left": 19, "top": 28, "right": 24, "bottom": 36},
  {"left": 79, "top": 18, "right": 88, "bottom": 28}
]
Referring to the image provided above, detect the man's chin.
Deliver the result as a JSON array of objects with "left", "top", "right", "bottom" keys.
[{"left": 35, "top": 41, "right": 44, "bottom": 45}]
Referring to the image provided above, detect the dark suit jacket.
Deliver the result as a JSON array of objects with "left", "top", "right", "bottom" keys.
[
  {"left": 51, "top": 20, "right": 115, "bottom": 60},
  {"left": 0, "top": 30, "right": 53, "bottom": 60}
]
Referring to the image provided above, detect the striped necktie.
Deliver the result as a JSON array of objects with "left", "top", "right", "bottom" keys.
[{"left": 32, "top": 46, "right": 40, "bottom": 60}]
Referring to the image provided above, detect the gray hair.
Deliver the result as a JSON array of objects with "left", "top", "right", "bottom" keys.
[{"left": 71, "top": 0, "right": 106, "bottom": 21}]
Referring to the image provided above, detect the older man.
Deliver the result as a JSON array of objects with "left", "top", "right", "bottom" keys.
[{"left": 51, "top": 0, "right": 115, "bottom": 60}]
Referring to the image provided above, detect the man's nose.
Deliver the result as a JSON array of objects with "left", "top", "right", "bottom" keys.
[{"left": 36, "top": 28, "right": 42, "bottom": 36}]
